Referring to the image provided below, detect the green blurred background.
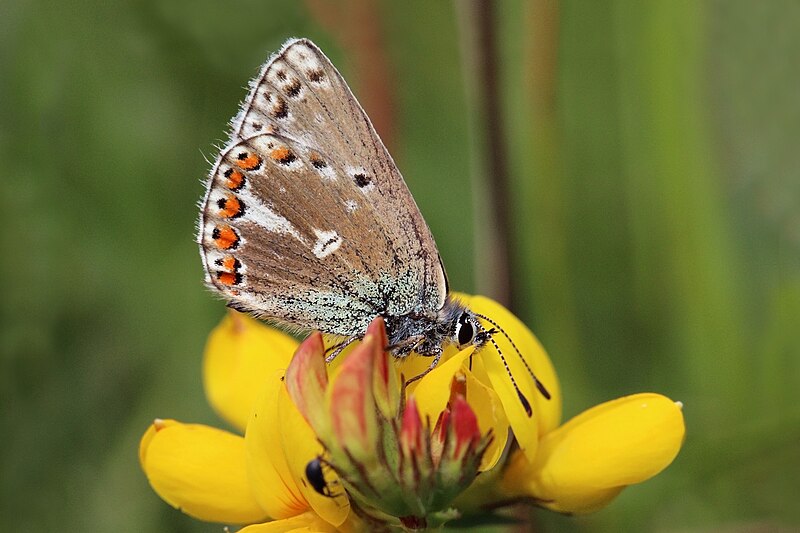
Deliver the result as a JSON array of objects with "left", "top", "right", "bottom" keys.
[{"left": 2, "top": 0, "right": 798, "bottom": 531}]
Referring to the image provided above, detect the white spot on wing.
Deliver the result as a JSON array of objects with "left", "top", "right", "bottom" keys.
[
  {"left": 345, "top": 200, "right": 358, "bottom": 213},
  {"left": 316, "top": 163, "right": 336, "bottom": 181},
  {"left": 285, "top": 45, "right": 329, "bottom": 88},
  {"left": 286, "top": 46, "right": 322, "bottom": 70},
  {"left": 312, "top": 229, "right": 342, "bottom": 259},
  {"left": 236, "top": 189, "right": 304, "bottom": 242}
]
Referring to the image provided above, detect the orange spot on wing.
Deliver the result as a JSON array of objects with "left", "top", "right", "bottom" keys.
[
  {"left": 236, "top": 153, "right": 262, "bottom": 171},
  {"left": 270, "top": 147, "right": 291, "bottom": 161},
  {"left": 225, "top": 169, "right": 245, "bottom": 190},
  {"left": 270, "top": 146, "right": 297, "bottom": 166},
  {"left": 213, "top": 225, "right": 239, "bottom": 249},
  {"left": 219, "top": 195, "right": 243, "bottom": 218},
  {"left": 221, "top": 256, "right": 239, "bottom": 271},
  {"left": 218, "top": 272, "right": 239, "bottom": 286}
]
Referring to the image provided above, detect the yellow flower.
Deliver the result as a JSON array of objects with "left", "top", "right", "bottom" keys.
[
  {"left": 139, "top": 313, "right": 354, "bottom": 531},
  {"left": 139, "top": 294, "right": 685, "bottom": 530}
]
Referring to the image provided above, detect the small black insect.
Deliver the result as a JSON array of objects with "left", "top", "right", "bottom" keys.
[{"left": 305, "top": 456, "right": 333, "bottom": 497}]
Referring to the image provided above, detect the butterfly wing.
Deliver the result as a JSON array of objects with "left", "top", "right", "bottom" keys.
[{"left": 198, "top": 39, "right": 447, "bottom": 336}]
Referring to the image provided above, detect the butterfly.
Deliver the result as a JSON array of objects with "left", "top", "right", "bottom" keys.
[{"left": 197, "top": 38, "right": 548, "bottom": 404}]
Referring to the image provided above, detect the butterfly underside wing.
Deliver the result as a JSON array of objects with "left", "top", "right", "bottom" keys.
[{"left": 198, "top": 38, "right": 448, "bottom": 338}]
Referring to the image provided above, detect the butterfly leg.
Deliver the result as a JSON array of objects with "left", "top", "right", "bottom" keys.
[
  {"left": 403, "top": 348, "right": 443, "bottom": 386},
  {"left": 325, "top": 336, "right": 358, "bottom": 363}
]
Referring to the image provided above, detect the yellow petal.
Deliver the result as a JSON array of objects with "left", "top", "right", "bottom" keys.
[
  {"left": 463, "top": 371, "right": 510, "bottom": 471},
  {"left": 204, "top": 311, "right": 299, "bottom": 432},
  {"left": 277, "top": 383, "right": 350, "bottom": 527},
  {"left": 399, "top": 345, "right": 461, "bottom": 389},
  {"left": 238, "top": 511, "right": 338, "bottom": 533},
  {"left": 139, "top": 419, "right": 267, "bottom": 524},
  {"left": 413, "top": 347, "right": 472, "bottom": 419},
  {"left": 470, "top": 350, "right": 538, "bottom": 460},
  {"left": 413, "top": 347, "right": 509, "bottom": 471},
  {"left": 246, "top": 370, "right": 308, "bottom": 519},
  {"left": 501, "top": 393, "right": 685, "bottom": 513}
]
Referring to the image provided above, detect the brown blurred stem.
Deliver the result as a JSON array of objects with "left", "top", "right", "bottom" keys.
[
  {"left": 457, "top": 0, "right": 514, "bottom": 309},
  {"left": 304, "top": 0, "right": 396, "bottom": 149}
]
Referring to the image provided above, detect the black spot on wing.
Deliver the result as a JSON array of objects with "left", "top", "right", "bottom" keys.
[
  {"left": 285, "top": 79, "right": 302, "bottom": 98},
  {"left": 353, "top": 173, "right": 371, "bottom": 187},
  {"left": 272, "top": 97, "right": 288, "bottom": 119}
]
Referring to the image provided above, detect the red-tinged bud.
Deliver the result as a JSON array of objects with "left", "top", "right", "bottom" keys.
[
  {"left": 284, "top": 332, "right": 329, "bottom": 436},
  {"left": 368, "top": 317, "right": 400, "bottom": 420},
  {"left": 428, "top": 395, "right": 491, "bottom": 511},
  {"left": 400, "top": 396, "right": 424, "bottom": 455},
  {"left": 284, "top": 317, "right": 492, "bottom": 530},
  {"left": 327, "top": 334, "right": 379, "bottom": 462},
  {"left": 449, "top": 395, "right": 481, "bottom": 461},
  {"left": 397, "top": 396, "right": 435, "bottom": 514}
]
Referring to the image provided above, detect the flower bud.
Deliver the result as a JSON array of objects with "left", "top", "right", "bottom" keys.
[{"left": 285, "top": 317, "right": 492, "bottom": 529}]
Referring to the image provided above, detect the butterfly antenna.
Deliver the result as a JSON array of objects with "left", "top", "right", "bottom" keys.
[
  {"left": 478, "top": 323, "right": 533, "bottom": 417},
  {"left": 475, "top": 313, "right": 551, "bottom": 400}
]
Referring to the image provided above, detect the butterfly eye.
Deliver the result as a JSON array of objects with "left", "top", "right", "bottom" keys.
[{"left": 455, "top": 312, "right": 475, "bottom": 347}]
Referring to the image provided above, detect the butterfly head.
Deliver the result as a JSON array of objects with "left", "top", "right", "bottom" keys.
[
  {"left": 453, "top": 309, "right": 494, "bottom": 349},
  {"left": 434, "top": 297, "right": 492, "bottom": 351},
  {"left": 438, "top": 297, "right": 552, "bottom": 415}
]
